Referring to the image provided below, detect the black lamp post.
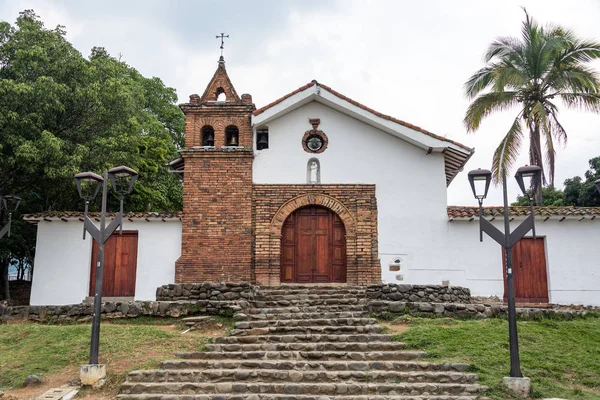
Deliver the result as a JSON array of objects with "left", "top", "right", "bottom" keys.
[
  {"left": 467, "top": 165, "right": 541, "bottom": 378},
  {"left": 0, "top": 194, "right": 21, "bottom": 240},
  {"left": 74, "top": 166, "right": 137, "bottom": 366}
]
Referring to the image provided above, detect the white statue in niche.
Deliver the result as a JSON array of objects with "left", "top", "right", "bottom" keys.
[{"left": 307, "top": 159, "right": 320, "bottom": 184}]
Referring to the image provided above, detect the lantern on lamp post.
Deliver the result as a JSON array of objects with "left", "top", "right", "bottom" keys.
[
  {"left": 467, "top": 165, "right": 541, "bottom": 380},
  {"left": 595, "top": 179, "right": 600, "bottom": 195},
  {"left": 74, "top": 166, "right": 137, "bottom": 377}
]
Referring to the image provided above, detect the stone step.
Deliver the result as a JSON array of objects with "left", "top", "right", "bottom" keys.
[
  {"left": 118, "top": 394, "right": 490, "bottom": 400},
  {"left": 126, "top": 369, "right": 479, "bottom": 384},
  {"left": 229, "top": 324, "right": 383, "bottom": 336},
  {"left": 174, "top": 351, "right": 426, "bottom": 361},
  {"left": 214, "top": 334, "right": 393, "bottom": 344},
  {"left": 252, "top": 298, "right": 367, "bottom": 308},
  {"left": 246, "top": 304, "right": 368, "bottom": 314},
  {"left": 234, "top": 318, "right": 378, "bottom": 329},
  {"left": 257, "top": 285, "right": 365, "bottom": 291},
  {"left": 257, "top": 288, "right": 366, "bottom": 296},
  {"left": 205, "top": 342, "right": 406, "bottom": 352},
  {"left": 119, "top": 382, "right": 487, "bottom": 396},
  {"left": 254, "top": 293, "right": 366, "bottom": 302},
  {"left": 243, "top": 311, "right": 369, "bottom": 320},
  {"left": 159, "top": 360, "right": 471, "bottom": 373}
]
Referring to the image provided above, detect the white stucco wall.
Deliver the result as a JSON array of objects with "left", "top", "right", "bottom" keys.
[
  {"left": 29, "top": 219, "right": 181, "bottom": 305},
  {"left": 252, "top": 101, "right": 451, "bottom": 283},
  {"left": 447, "top": 218, "right": 600, "bottom": 306}
]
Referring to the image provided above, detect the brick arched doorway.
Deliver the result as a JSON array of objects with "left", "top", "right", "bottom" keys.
[{"left": 280, "top": 205, "right": 346, "bottom": 283}]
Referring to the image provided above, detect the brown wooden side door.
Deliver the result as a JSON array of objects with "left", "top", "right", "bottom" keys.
[
  {"left": 503, "top": 237, "right": 549, "bottom": 303},
  {"left": 90, "top": 231, "right": 138, "bottom": 297}
]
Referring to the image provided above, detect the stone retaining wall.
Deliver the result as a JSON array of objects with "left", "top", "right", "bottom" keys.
[
  {"left": 4, "top": 282, "right": 595, "bottom": 323},
  {"left": 0, "top": 300, "right": 244, "bottom": 323},
  {"left": 368, "top": 300, "right": 594, "bottom": 319},
  {"left": 366, "top": 284, "right": 471, "bottom": 304},
  {"left": 155, "top": 282, "right": 255, "bottom": 301}
]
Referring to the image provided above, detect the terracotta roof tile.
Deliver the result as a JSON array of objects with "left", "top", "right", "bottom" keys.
[
  {"left": 447, "top": 206, "right": 600, "bottom": 219},
  {"left": 253, "top": 81, "right": 317, "bottom": 116},
  {"left": 253, "top": 80, "right": 472, "bottom": 152},
  {"left": 23, "top": 211, "right": 182, "bottom": 223}
]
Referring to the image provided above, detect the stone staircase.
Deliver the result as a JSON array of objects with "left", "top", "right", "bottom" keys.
[{"left": 118, "top": 285, "right": 489, "bottom": 399}]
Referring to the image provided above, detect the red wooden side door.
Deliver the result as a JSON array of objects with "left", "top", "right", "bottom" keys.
[
  {"left": 502, "top": 237, "right": 549, "bottom": 303},
  {"left": 90, "top": 231, "right": 138, "bottom": 297},
  {"left": 281, "top": 206, "right": 346, "bottom": 283}
]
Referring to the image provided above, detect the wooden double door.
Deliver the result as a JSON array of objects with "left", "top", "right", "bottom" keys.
[
  {"left": 89, "top": 231, "right": 138, "bottom": 297},
  {"left": 281, "top": 206, "right": 346, "bottom": 283},
  {"left": 502, "top": 237, "right": 549, "bottom": 303}
]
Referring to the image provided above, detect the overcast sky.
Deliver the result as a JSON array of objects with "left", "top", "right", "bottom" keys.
[{"left": 1, "top": 0, "right": 599, "bottom": 206}]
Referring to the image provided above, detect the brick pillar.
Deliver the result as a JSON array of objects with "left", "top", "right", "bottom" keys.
[{"left": 175, "top": 150, "right": 253, "bottom": 283}]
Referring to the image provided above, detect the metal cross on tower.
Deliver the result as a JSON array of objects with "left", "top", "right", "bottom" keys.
[{"left": 216, "top": 33, "right": 229, "bottom": 57}]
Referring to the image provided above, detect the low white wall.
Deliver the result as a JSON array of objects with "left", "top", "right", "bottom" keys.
[
  {"left": 30, "top": 222, "right": 92, "bottom": 306},
  {"left": 134, "top": 221, "right": 181, "bottom": 301},
  {"left": 446, "top": 218, "right": 600, "bottom": 306},
  {"left": 29, "top": 219, "right": 181, "bottom": 305}
]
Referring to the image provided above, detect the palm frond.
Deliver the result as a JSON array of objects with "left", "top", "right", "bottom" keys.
[
  {"left": 543, "top": 99, "right": 567, "bottom": 145},
  {"left": 550, "top": 65, "right": 600, "bottom": 93},
  {"left": 463, "top": 91, "right": 519, "bottom": 132},
  {"left": 560, "top": 39, "right": 600, "bottom": 64},
  {"left": 491, "top": 115, "right": 524, "bottom": 183},
  {"left": 464, "top": 65, "right": 498, "bottom": 99},
  {"left": 491, "top": 61, "right": 529, "bottom": 92},
  {"left": 559, "top": 92, "right": 600, "bottom": 112},
  {"left": 484, "top": 37, "right": 523, "bottom": 63},
  {"left": 548, "top": 109, "right": 567, "bottom": 146}
]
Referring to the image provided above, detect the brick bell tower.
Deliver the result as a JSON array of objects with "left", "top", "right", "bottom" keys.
[{"left": 175, "top": 55, "right": 255, "bottom": 283}]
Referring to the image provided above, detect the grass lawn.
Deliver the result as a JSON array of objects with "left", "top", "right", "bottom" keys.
[
  {"left": 385, "top": 315, "right": 600, "bottom": 399},
  {"left": 0, "top": 317, "right": 229, "bottom": 398},
  {"left": 2, "top": 315, "right": 598, "bottom": 400}
]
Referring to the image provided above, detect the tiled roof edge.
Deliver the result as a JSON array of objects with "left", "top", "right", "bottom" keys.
[
  {"left": 447, "top": 206, "right": 600, "bottom": 219},
  {"left": 253, "top": 80, "right": 472, "bottom": 152}
]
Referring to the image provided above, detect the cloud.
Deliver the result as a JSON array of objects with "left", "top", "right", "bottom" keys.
[{"left": 1, "top": 0, "right": 599, "bottom": 206}]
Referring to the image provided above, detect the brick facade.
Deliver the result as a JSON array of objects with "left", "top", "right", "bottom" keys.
[
  {"left": 175, "top": 60, "right": 381, "bottom": 285},
  {"left": 253, "top": 185, "right": 380, "bottom": 286}
]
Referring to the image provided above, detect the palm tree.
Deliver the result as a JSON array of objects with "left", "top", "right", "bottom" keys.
[{"left": 464, "top": 9, "right": 600, "bottom": 204}]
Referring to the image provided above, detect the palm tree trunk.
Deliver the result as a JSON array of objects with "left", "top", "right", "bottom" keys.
[{"left": 531, "top": 122, "right": 544, "bottom": 206}]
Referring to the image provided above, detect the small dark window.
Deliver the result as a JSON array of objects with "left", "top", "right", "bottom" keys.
[
  {"left": 306, "top": 134, "right": 324, "bottom": 152},
  {"left": 257, "top": 128, "right": 269, "bottom": 150},
  {"left": 225, "top": 125, "right": 239, "bottom": 146},
  {"left": 202, "top": 126, "right": 214, "bottom": 147}
]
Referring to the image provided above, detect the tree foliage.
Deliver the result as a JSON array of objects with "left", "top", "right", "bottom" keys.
[
  {"left": 513, "top": 185, "right": 565, "bottom": 206},
  {"left": 563, "top": 156, "right": 600, "bottom": 207},
  {"left": 464, "top": 9, "right": 600, "bottom": 204},
  {"left": 512, "top": 156, "right": 600, "bottom": 206},
  {"left": 0, "top": 10, "right": 185, "bottom": 299}
]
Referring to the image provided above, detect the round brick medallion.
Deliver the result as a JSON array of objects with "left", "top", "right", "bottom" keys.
[{"left": 302, "top": 130, "right": 328, "bottom": 154}]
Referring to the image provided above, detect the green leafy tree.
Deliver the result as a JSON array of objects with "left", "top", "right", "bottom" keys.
[
  {"left": 464, "top": 9, "right": 600, "bottom": 204},
  {"left": 0, "top": 10, "right": 185, "bottom": 300},
  {"left": 563, "top": 156, "right": 600, "bottom": 206},
  {"left": 512, "top": 185, "right": 565, "bottom": 206},
  {"left": 512, "top": 156, "right": 600, "bottom": 206}
]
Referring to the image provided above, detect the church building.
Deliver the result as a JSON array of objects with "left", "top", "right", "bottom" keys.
[
  {"left": 25, "top": 55, "right": 600, "bottom": 306},
  {"left": 168, "top": 55, "right": 472, "bottom": 287}
]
